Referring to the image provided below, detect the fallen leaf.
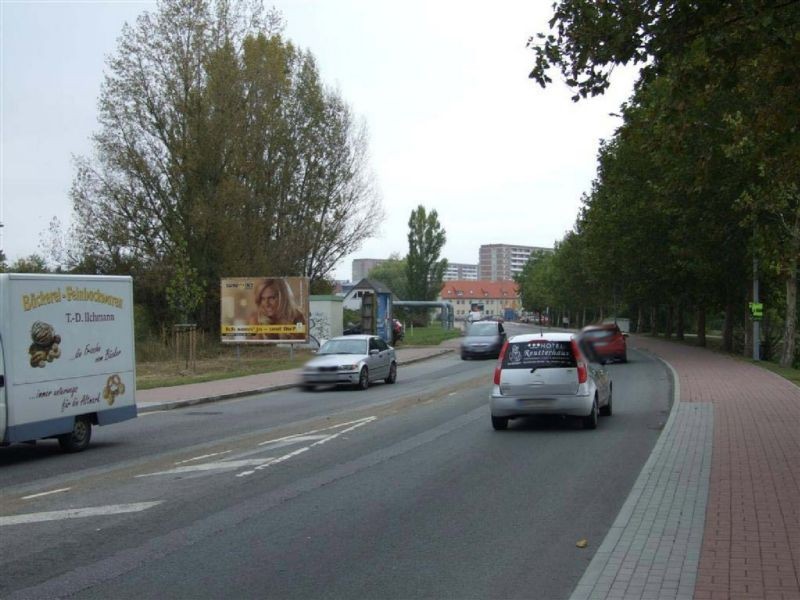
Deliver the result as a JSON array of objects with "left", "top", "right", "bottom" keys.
[{"left": 576, "top": 539, "right": 588, "bottom": 548}]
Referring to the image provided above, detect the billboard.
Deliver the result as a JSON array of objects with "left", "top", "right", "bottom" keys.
[{"left": 220, "top": 277, "right": 309, "bottom": 344}]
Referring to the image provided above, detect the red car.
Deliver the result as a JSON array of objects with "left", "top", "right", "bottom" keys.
[{"left": 579, "top": 323, "right": 628, "bottom": 363}]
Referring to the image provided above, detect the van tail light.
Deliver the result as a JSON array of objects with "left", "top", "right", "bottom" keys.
[
  {"left": 493, "top": 340, "right": 509, "bottom": 385},
  {"left": 571, "top": 340, "right": 588, "bottom": 384}
]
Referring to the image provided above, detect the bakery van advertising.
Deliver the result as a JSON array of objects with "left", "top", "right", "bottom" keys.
[{"left": 0, "top": 273, "right": 137, "bottom": 452}]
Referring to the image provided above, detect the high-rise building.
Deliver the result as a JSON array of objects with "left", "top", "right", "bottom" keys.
[
  {"left": 478, "top": 244, "right": 553, "bottom": 281},
  {"left": 351, "top": 258, "right": 387, "bottom": 282},
  {"left": 443, "top": 262, "right": 478, "bottom": 281}
]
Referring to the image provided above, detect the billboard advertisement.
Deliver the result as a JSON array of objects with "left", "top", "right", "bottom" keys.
[{"left": 220, "top": 277, "right": 309, "bottom": 344}]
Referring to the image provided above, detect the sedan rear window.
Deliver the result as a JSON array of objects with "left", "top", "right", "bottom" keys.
[
  {"left": 466, "top": 322, "right": 499, "bottom": 336},
  {"left": 502, "top": 340, "right": 576, "bottom": 369},
  {"left": 582, "top": 329, "right": 616, "bottom": 339}
]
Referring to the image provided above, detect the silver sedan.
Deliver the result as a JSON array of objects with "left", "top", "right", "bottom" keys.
[{"left": 300, "top": 334, "right": 397, "bottom": 391}]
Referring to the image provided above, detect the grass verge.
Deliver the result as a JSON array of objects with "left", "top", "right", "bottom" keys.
[
  {"left": 398, "top": 323, "right": 462, "bottom": 346},
  {"left": 137, "top": 348, "right": 314, "bottom": 389}
]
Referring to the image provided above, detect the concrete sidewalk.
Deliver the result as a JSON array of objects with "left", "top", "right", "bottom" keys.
[
  {"left": 135, "top": 333, "right": 800, "bottom": 600},
  {"left": 572, "top": 335, "right": 800, "bottom": 600}
]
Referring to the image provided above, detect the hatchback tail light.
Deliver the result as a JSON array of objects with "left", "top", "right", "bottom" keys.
[
  {"left": 571, "top": 340, "right": 588, "bottom": 384},
  {"left": 493, "top": 340, "right": 509, "bottom": 384}
]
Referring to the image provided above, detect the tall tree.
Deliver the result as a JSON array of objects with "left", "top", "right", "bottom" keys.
[
  {"left": 530, "top": 0, "right": 799, "bottom": 366},
  {"left": 9, "top": 254, "right": 49, "bottom": 273},
  {"left": 405, "top": 206, "right": 447, "bottom": 301},
  {"left": 70, "top": 0, "right": 383, "bottom": 329},
  {"left": 368, "top": 253, "right": 408, "bottom": 300}
]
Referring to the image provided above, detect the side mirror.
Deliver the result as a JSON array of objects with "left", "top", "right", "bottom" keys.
[{"left": 369, "top": 349, "right": 379, "bottom": 355}]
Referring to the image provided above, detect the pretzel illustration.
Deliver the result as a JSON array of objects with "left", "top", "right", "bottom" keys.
[{"left": 103, "top": 374, "right": 125, "bottom": 406}]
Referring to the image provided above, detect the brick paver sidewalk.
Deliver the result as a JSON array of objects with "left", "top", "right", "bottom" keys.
[{"left": 634, "top": 337, "right": 800, "bottom": 600}]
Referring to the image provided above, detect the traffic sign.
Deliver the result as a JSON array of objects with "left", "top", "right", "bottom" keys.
[{"left": 748, "top": 302, "right": 763, "bottom": 319}]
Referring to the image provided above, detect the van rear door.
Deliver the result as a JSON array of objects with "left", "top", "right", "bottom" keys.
[
  {"left": 499, "top": 339, "right": 579, "bottom": 397},
  {"left": 0, "top": 336, "right": 6, "bottom": 441}
]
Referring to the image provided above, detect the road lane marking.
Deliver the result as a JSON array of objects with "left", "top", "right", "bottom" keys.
[
  {"left": 0, "top": 502, "right": 161, "bottom": 526},
  {"left": 238, "top": 416, "right": 377, "bottom": 477},
  {"left": 22, "top": 488, "right": 71, "bottom": 500},
  {"left": 136, "top": 458, "right": 275, "bottom": 477},
  {"left": 174, "top": 450, "right": 232, "bottom": 465},
  {"left": 257, "top": 417, "right": 376, "bottom": 447}
]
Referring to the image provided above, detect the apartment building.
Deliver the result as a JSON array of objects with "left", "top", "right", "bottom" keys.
[
  {"left": 443, "top": 262, "right": 478, "bottom": 281},
  {"left": 478, "top": 244, "right": 553, "bottom": 281}
]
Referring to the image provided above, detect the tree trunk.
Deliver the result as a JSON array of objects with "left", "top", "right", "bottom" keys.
[
  {"left": 723, "top": 302, "right": 735, "bottom": 352},
  {"left": 743, "top": 303, "right": 752, "bottom": 358},
  {"left": 665, "top": 305, "right": 674, "bottom": 339},
  {"left": 650, "top": 306, "right": 658, "bottom": 336},
  {"left": 780, "top": 252, "right": 797, "bottom": 368},
  {"left": 637, "top": 306, "right": 644, "bottom": 334},
  {"left": 696, "top": 306, "right": 707, "bottom": 347},
  {"left": 676, "top": 301, "right": 685, "bottom": 340}
]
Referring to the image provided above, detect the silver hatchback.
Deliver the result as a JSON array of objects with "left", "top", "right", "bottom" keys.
[{"left": 489, "top": 332, "right": 612, "bottom": 430}]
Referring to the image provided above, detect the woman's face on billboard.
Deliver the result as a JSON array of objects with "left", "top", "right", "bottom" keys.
[{"left": 257, "top": 285, "right": 279, "bottom": 319}]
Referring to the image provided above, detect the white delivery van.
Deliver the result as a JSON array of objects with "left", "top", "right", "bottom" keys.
[{"left": 0, "top": 273, "right": 137, "bottom": 452}]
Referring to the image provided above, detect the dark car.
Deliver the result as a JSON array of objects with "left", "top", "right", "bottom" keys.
[
  {"left": 579, "top": 323, "right": 627, "bottom": 363},
  {"left": 461, "top": 319, "right": 507, "bottom": 359}
]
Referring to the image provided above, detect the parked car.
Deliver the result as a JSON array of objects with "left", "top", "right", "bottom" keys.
[
  {"left": 461, "top": 319, "right": 506, "bottom": 359},
  {"left": 301, "top": 334, "right": 397, "bottom": 391},
  {"left": 579, "top": 323, "right": 628, "bottom": 363},
  {"left": 489, "top": 332, "right": 612, "bottom": 430},
  {"left": 342, "top": 323, "right": 363, "bottom": 335}
]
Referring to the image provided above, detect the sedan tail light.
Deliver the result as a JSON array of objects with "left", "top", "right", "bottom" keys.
[
  {"left": 493, "top": 340, "right": 509, "bottom": 384},
  {"left": 571, "top": 340, "right": 588, "bottom": 384}
]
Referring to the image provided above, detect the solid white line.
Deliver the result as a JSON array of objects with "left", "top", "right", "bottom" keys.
[
  {"left": 257, "top": 416, "right": 376, "bottom": 446},
  {"left": 137, "top": 458, "right": 275, "bottom": 477},
  {"left": 22, "top": 487, "right": 72, "bottom": 500},
  {"left": 237, "top": 447, "right": 309, "bottom": 477},
  {"left": 0, "top": 502, "right": 162, "bottom": 526},
  {"left": 174, "top": 450, "right": 232, "bottom": 465}
]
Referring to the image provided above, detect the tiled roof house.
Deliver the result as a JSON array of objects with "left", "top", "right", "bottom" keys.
[{"left": 438, "top": 280, "right": 521, "bottom": 320}]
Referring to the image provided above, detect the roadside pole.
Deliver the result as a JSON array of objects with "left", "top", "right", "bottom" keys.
[{"left": 752, "top": 256, "right": 760, "bottom": 361}]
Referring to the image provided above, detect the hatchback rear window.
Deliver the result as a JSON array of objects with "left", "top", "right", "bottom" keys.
[
  {"left": 582, "top": 329, "right": 616, "bottom": 339},
  {"left": 502, "top": 340, "right": 576, "bottom": 369}
]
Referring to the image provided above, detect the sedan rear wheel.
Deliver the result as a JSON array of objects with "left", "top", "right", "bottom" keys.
[
  {"left": 583, "top": 397, "right": 598, "bottom": 430},
  {"left": 385, "top": 362, "right": 397, "bottom": 384},
  {"left": 357, "top": 367, "right": 369, "bottom": 390}
]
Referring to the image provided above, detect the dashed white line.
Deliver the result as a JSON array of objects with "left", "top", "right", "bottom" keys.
[
  {"left": 238, "top": 416, "right": 376, "bottom": 477},
  {"left": 0, "top": 502, "right": 162, "bottom": 526}
]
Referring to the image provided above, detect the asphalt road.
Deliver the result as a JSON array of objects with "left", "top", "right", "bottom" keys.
[{"left": 0, "top": 331, "right": 672, "bottom": 600}]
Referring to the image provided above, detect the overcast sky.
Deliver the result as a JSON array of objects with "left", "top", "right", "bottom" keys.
[{"left": 1, "top": 0, "right": 637, "bottom": 281}]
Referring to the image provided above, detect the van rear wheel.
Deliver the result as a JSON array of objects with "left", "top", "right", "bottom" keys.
[{"left": 58, "top": 416, "right": 92, "bottom": 452}]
